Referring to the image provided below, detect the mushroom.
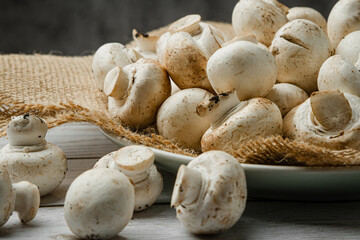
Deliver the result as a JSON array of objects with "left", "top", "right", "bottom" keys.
[
  {"left": 64, "top": 168, "right": 134, "bottom": 239},
  {"left": 157, "top": 15, "right": 226, "bottom": 65},
  {"left": 0, "top": 114, "right": 67, "bottom": 196},
  {"left": 270, "top": 19, "right": 332, "bottom": 93},
  {"left": 105, "top": 58, "right": 171, "bottom": 129},
  {"left": 284, "top": 90, "right": 360, "bottom": 150},
  {"left": 131, "top": 29, "right": 158, "bottom": 60},
  {"left": 336, "top": 30, "right": 360, "bottom": 64},
  {"left": 327, "top": 0, "right": 360, "bottom": 48},
  {"left": 168, "top": 14, "right": 202, "bottom": 35},
  {"left": 94, "top": 146, "right": 162, "bottom": 212},
  {"left": 157, "top": 88, "right": 214, "bottom": 151},
  {"left": 163, "top": 28, "right": 223, "bottom": 93},
  {"left": 286, "top": 7, "right": 327, "bottom": 31},
  {"left": 264, "top": 83, "right": 309, "bottom": 117},
  {"left": 232, "top": 0, "right": 288, "bottom": 47},
  {"left": 265, "top": 0, "right": 289, "bottom": 14},
  {"left": 221, "top": 34, "right": 269, "bottom": 51},
  {"left": 317, "top": 55, "right": 360, "bottom": 97},
  {"left": 0, "top": 167, "right": 40, "bottom": 227},
  {"left": 207, "top": 41, "right": 277, "bottom": 101},
  {"left": 171, "top": 151, "right": 247, "bottom": 234},
  {"left": 92, "top": 42, "right": 141, "bottom": 90},
  {"left": 197, "top": 91, "right": 283, "bottom": 153}
]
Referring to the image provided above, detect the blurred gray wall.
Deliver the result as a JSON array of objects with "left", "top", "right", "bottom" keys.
[{"left": 0, "top": 0, "right": 338, "bottom": 55}]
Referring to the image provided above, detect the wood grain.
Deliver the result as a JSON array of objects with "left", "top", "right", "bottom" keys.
[{"left": 2, "top": 201, "right": 360, "bottom": 240}]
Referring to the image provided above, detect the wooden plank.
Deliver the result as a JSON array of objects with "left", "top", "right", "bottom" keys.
[{"left": 2, "top": 201, "right": 360, "bottom": 239}]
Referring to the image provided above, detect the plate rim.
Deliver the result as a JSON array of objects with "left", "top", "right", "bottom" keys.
[{"left": 99, "top": 127, "right": 360, "bottom": 173}]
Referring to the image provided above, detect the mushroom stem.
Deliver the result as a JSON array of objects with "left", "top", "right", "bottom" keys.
[
  {"left": 197, "top": 26, "right": 223, "bottom": 58},
  {"left": 196, "top": 91, "right": 241, "bottom": 126},
  {"left": 12, "top": 181, "right": 40, "bottom": 223},
  {"left": 171, "top": 165, "right": 203, "bottom": 208},
  {"left": 310, "top": 90, "right": 352, "bottom": 131},
  {"left": 111, "top": 146, "right": 155, "bottom": 183},
  {"left": 103, "top": 66, "right": 130, "bottom": 100},
  {"left": 132, "top": 29, "right": 157, "bottom": 52}
]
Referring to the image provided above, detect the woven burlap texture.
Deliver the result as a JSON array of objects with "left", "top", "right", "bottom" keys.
[{"left": 1, "top": 22, "right": 360, "bottom": 166}]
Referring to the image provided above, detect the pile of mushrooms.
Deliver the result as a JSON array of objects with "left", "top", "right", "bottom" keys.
[
  {"left": 91, "top": 0, "right": 360, "bottom": 157},
  {"left": 88, "top": 3, "right": 360, "bottom": 234},
  {"left": 0, "top": 0, "right": 352, "bottom": 237}
]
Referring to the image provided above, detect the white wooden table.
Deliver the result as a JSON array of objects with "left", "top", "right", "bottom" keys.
[{"left": 1, "top": 123, "right": 360, "bottom": 240}]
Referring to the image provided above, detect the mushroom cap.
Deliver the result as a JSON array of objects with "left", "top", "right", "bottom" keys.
[
  {"left": 157, "top": 88, "right": 213, "bottom": 151},
  {"left": 64, "top": 168, "right": 134, "bottom": 239},
  {"left": 207, "top": 41, "right": 277, "bottom": 101},
  {"left": 287, "top": 7, "right": 327, "bottom": 31},
  {"left": 327, "top": 0, "right": 360, "bottom": 48},
  {"left": 168, "top": 14, "right": 202, "bottom": 35},
  {"left": 283, "top": 91, "right": 360, "bottom": 150},
  {"left": 7, "top": 113, "right": 47, "bottom": 146},
  {"left": 12, "top": 181, "right": 40, "bottom": 224},
  {"left": 317, "top": 55, "right": 360, "bottom": 97},
  {"left": 92, "top": 42, "right": 139, "bottom": 90},
  {"left": 156, "top": 32, "right": 172, "bottom": 64},
  {"left": 0, "top": 167, "right": 14, "bottom": 227},
  {"left": 94, "top": 146, "right": 163, "bottom": 212},
  {"left": 270, "top": 19, "right": 332, "bottom": 93},
  {"left": 232, "top": 0, "right": 288, "bottom": 46},
  {"left": 264, "top": 83, "right": 309, "bottom": 117},
  {"left": 107, "top": 58, "right": 171, "bottom": 129},
  {"left": 172, "top": 151, "right": 247, "bottom": 234},
  {"left": 336, "top": 30, "right": 360, "bottom": 64},
  {"left": 200, "top": 98, "right": 283, "bottom": 153},
  {"left": 0, "top": 143, "right": 67, "bottom": 196},
  {"left": 164, "top": 32, "right": 215, "bottom": 93}
]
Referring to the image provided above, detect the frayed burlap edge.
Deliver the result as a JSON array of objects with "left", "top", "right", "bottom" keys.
[{"left": 0, "top": 96, "right": 198, "bottom": 157}]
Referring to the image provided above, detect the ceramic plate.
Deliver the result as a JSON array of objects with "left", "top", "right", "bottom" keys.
[{"left": 100, "top": 128, "right": 360, "bottom": 201}]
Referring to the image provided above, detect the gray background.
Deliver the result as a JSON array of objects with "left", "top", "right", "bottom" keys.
[{"left": 0, "top": 0, "right": 338, "bottom": 55}]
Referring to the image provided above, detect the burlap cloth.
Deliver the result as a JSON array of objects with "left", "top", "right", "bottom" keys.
[{"left": 1, "top": 22, "right": 360, "bottom": 167}]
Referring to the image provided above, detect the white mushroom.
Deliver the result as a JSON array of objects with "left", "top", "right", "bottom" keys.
[
  {"left": 92, "top": 42, "right": 141, "bottom": 90},
  {"left": 286, "top": 7, "right": 327, "bottom": 31},
  {"left": 64, "top": 168, "right": 134, "bottom": 239},
  {"left": 336, "top": 30, "right": 360, "bottom": 64},
  {"left": 207, "top": 41, "right": 277, "bottom": 101},
  {"left": 105, "top": 58, "right": 171, "bottom": 129},
  {"left": 318, "top": 55, "right": 360, "bottom": 97},
  {"left": 168, "top": 14, "right": 202, "bottom": 35},
  {"left": 94, "top": 146, "right": 162, "bottom": 212},
  {"left": 270, "top": 19, "right": 332, "bottom": 93},
  {"left": 264, "top": 83, "right": 309, "bottom": 117},
  {"left": 0, "top": 114, "right": 67, "bottom": 196},
  {"left": 0, "top": 167, "right": 40, "bottom": 227},
  {"left": 157, "top": 88, "right": 214, "bottom": 151},
  {"left": 232, "top": 0, "right": 288, "bottom": 47},
  {"left": 284, "top": 90, "right": 360, "bottom": 150},
  {"left": 171, "top": 151, "right": 247, "bottom": 234},
  {"left": 221, "top": 34, "right": 269, "bottom": 51},
  {"left": 163, "top": 29, "right": 223, "bottom": 93},
  {"left": 327, "top": 0, "right": 360, "bottom": 48},
  {"left": 197, "top": 91, "right": 283, "bottom": 153},
  {"left": 131, "top": 29, "right": 158, "bottom": 60}
]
